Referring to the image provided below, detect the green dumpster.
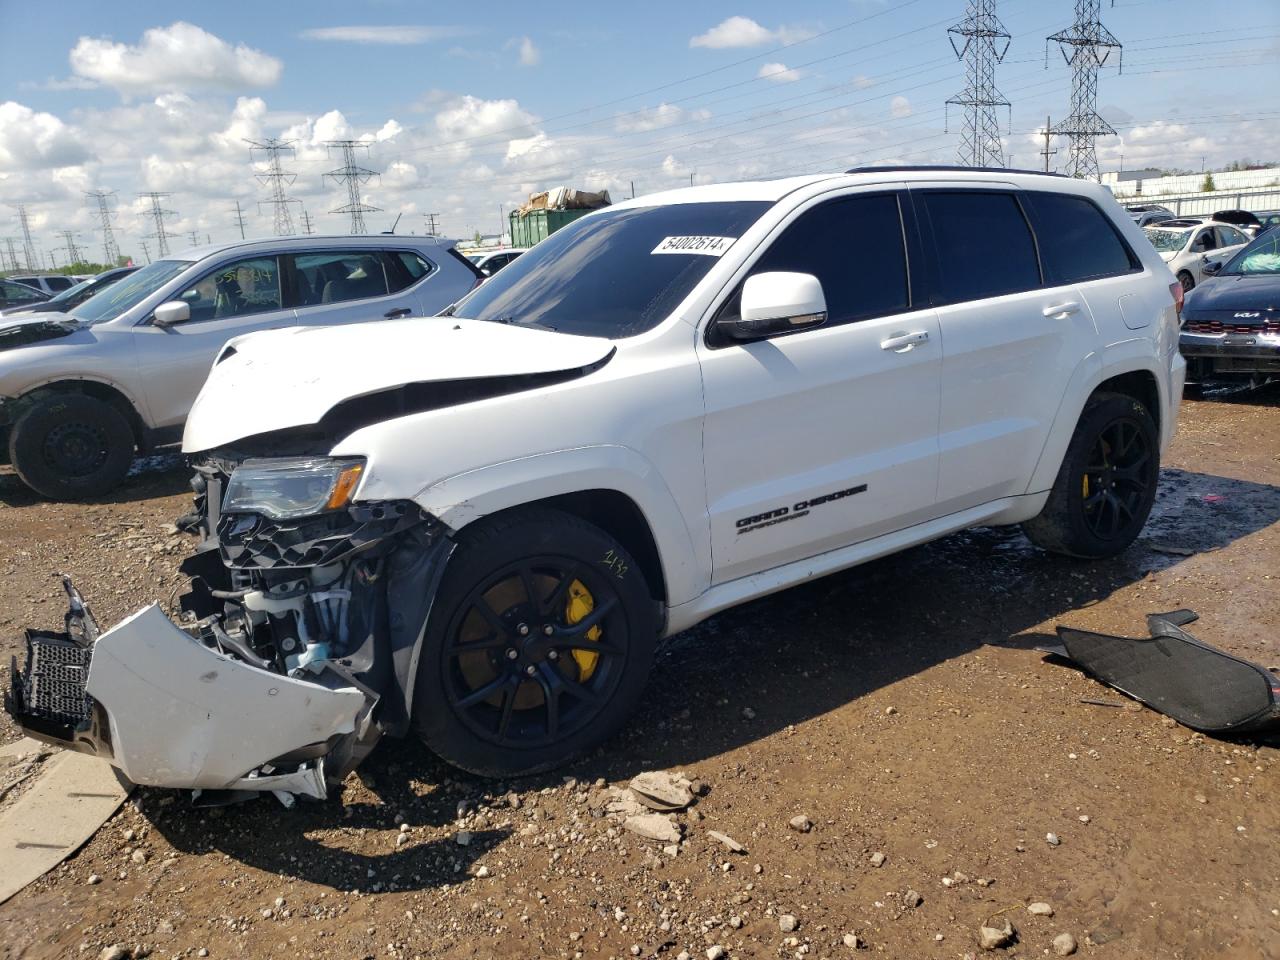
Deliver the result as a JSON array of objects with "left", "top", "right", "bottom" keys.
[{"left": 508, "top": 207, "right": 595, "bottom": 247}]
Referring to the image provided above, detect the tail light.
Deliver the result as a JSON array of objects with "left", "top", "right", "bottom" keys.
[{"left": 1169, "top": 280, "right": 1184, "bottom": 320}]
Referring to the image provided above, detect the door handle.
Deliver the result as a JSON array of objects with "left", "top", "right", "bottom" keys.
[
  {"left": 1042, "top": 301, "right": 1080, "bottom": 319},
  {"left": 384, "top": 307, "right": 412, "bottom": 319},
  {"left": 880, "top": 330, "right": 930, "bottom": 352}
]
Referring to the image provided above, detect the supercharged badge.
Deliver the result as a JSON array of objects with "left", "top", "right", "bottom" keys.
[{"left": 736, "top": 484, "right": 867, "bottom": 534}]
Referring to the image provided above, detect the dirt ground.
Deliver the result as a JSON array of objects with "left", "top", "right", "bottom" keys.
[{"left": 1, "top": 388, "right": 1277, "bottom": 960}]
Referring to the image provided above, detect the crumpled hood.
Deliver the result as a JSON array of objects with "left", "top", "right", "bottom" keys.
[
  {"left": 1158, "top": 251, "right": 1177, "bottom": 263},
  {"left": 183, "top": 316, "right": 614, "bottom": 452}
]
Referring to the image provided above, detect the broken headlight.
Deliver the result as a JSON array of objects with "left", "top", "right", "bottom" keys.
[{"left": 223, "top": 457, "right": 365, "bottom": 520}]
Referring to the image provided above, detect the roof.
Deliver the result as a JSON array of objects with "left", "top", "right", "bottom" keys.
[{"left": 164, "top": 233, "right": 460, "bottom": 261}]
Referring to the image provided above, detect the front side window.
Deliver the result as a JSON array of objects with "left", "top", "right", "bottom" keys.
[
  {"left": 452, "top": 201, "right": 773, "bottom": 338},
  {"left": 1222, "top": 232, "right": 1280, "bottom": 275},
  {"left": 291, "top": 251, "right": 388, "bottom": 305},
  {"left": 724, "top": 193, "right": 910, "bottom": 329},
  {"left": 177, "top": 256, "right": 282, "bottom": 321},
  {"left": 920, "top": 191, "right": 1040, "bottom": 303},
  {"left": 2, "top": 280, "right": 43, "bottom": 302},
  {"left": 72, "top": 259, "right": 191, "bottom": 324},
  {"left": 1026, "top": 193, "right": 1137, "bottom": 284},
  {"left": 1215, "top": 226, "right": 1247, "bottom": 248},
  {"left": 1191, "top": 228, "right": 1217, "bottom": 252}
]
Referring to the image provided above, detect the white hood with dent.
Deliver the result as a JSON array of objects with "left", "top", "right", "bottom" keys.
[
  {"left": 1158, "top": 251, "right": 1177, "bottom": 262},
  {"left": 183, "top": 317, "right": 613, "bottom": 452}
]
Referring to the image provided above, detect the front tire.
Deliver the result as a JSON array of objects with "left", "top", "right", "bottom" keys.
[
  {"left": 1177, "top": 270, "right": 1195, "bottom": 293},
  {"left": 413, "top": 508, "right": 657, "bottom": 777},
  {"left": 8, "top": 394, "right": 135, "bottom": 500},
  {"left": 1022, "top": 392, "right": 1160, "bottom": 559}
]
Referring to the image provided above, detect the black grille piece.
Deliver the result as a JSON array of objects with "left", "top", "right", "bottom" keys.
[{"left": 17, "top": 630, "right": 94, "bottom": 728}]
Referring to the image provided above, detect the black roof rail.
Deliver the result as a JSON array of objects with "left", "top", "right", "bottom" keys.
[{"left": 844, "top": 164, "right": 1070, "bottom": 178}]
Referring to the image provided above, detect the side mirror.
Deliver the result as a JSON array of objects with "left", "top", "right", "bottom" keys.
[
  {"left": 152, "top": 300, "right": 191, "bottom": 327},
  {"left": 718, "top": 272, "right": 827, "bottom": 341},
  {"left": 1203, "top": 259, "right": 1223, "bottom": 276}
]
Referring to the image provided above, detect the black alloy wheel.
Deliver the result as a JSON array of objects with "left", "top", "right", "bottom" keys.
[{"left": 1080, "top": 416, "right": 1152, "bottom": 542}]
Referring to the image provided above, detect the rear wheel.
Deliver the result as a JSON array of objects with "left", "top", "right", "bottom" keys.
[
  {"left": 8, "top": 394, "right": 135, "bottom": 500},
  {"left": 413, "top": 508, "right": 657, "bottom": 777},
  {"left": 1022, "top": 392, "right": 1160, "bottom": 559}
]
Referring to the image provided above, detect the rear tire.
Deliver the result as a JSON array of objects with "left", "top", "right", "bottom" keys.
[
  {"left": 8, "top": 394, "right": 135, "bottom": 500},
  {"left": 413, "top": 507, "right": 657, "bottom": 778},
  {"left": 1022, "top": 391, "right": 1160, "bottom": 559}
]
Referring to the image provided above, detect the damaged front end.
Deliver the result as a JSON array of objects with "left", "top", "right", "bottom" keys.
[{"left": 5, "top": 456, "right": 454, "bottom": 804}]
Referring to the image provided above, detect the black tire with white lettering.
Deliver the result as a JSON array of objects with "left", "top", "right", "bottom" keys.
[
  {"left": 1022, "top": 391, "right": 1159, "bottom": 559},
  {"left": 412, "top": 508, "right": 657, "bottom": 778}
]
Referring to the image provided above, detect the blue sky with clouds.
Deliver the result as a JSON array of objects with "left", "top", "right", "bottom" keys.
[{"left": 0, "top": 0, "right": 1275, "bottom": 260}]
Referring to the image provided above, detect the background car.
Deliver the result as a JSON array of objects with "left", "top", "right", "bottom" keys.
[
  {"left": 0, "top": 266, "right": 137, "bottom": 317},
  {"left": 1143, "top": 219, "right": 1252, "bottom": 292},
  {"left": 467, "top": 247, "right": 528, "bottom": 277},
  {"left": 1125, "top": 203, "right": 1173, "bottom": 227},
  {"left": 0, "top": 235, "right": 483, "bottom": 499},
  {"left": 0, "top": 278, "right": 50, "bottom": 309},
  {"left": 9, "top": 273, "right": 78, "bottom": 295},
  {"left": 1180, "top": 228, "right": 1280, "bottom": 384}
]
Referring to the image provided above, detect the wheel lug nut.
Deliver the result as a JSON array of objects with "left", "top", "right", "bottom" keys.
[
  {"left": 517, "top": 623, "right": 529, "bottom": 636},
  {"left": 543, "top": 624, "right": 554, "bottom": 636},
  {"left": 548, "top": 650, "right": 559, "bottom": 661},
  {"left": 505, "top": 648, "right": 518, "bottom": 660},
  {"left": 525, "top": 664, "right": 537, "bottom": 677}
]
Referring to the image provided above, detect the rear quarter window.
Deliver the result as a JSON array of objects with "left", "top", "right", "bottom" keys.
[{"left": 1025, "top": 192, "right": 1139, "bottom": 284}]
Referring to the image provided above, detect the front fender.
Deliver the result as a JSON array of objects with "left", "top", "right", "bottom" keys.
[{"left": 413, "top": 444, "right": 708, "bottom": 608}]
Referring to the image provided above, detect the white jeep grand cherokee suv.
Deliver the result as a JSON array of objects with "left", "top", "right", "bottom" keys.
[{"left": 8, "top": 168, "right": 1185, "bottom": 798}]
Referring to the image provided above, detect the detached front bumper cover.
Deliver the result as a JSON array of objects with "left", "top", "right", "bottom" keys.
[{"left": 7, "top": 582, "right": 366, "bottom": 798}]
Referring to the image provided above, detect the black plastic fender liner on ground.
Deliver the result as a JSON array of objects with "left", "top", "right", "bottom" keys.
[{"left": 1051, "top": 609, "right": 1280, "bottom": 735}]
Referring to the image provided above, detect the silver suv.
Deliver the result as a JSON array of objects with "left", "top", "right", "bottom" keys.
[{"left": 0, "top": 236, "right": 481, "bottom": 499}]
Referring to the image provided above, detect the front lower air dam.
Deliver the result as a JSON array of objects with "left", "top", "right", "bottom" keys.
[{"left": 11, "top": 603, "right": 365, "bottom": 797}]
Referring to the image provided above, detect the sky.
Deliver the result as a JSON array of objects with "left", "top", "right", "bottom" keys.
[{"left": 0, "top": 0, "right": 1276, "bottom": 265}]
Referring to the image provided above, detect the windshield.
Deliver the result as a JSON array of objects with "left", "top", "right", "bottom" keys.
[
  {"left": 71, "top": 260, "right": 190, "bottom": 324},
  {"left": 1145, "top": 228, "right": 1191, "bottom": 254},
  {"left": 450, "top": 201, "right": 772, "bottom": 338},
  {"left": 1221, "top": 231, "right": 1280, "bottom": 275}
]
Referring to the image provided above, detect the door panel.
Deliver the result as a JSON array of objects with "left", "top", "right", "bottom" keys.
[
  {"left": 700, "top": 309, "right": 942, "bottom": 583},
  {"left": 134, "top": 255, "right": 296, "bottom": 429},
  {"left": 698, "top": 190, "right": 941, "bottom": 585}
]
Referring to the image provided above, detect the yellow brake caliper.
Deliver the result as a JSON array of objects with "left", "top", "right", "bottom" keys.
[{"left": 565, "top": 580, "right": 602, "bottom": 681}]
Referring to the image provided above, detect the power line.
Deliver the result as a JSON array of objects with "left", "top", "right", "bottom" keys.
[
  {"left": 946, "top": 0, "right": 1011, "bottom": 167},
  {"left": 140, "top": 239, "right": 151, "bottom": 264},
  {"left": 1039, "top": 115, "right": 1058, "bottom": 171},
  {"left": 424, "top": 212, "right": 440, "bottom": 236},
  {"left": 137, "top": 192, "right": 176, "bottom": 257},
  {"left": 85, "top": 190, "right": 121, "bottom": 266},
  {"left": 1048, "top": 0, "right": 1122, "bottom": 181},
  {"left": 232, "top": 200, "right": 248, "bottom": 240},
  {"left": 246, "top": 137, "right": 300, "bottom": 236},
  {"left": 300, "top": 209, "right": 315, "bottom": 235},
  {"left": 323, "top": 140, "right": 381, "bottom": 235}
]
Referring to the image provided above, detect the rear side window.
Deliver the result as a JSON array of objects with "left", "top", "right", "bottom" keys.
[
  {"left": 920, "top": 191, "right": 1040, "bottom": 303},
  {"left": 382, "top": 250, "right": 434, "bottom": 293},
  {"left": 1215, "top": 226, "right": 1247, "bottom": 248},
  {"left": 291, "top": 251, "right": 389, "bottom": 305},
  {"left": 46, "top": 276, "right": 75, "bottom": 292},
  {"left": 1026, "top": 193, "right": 1138, "bottom": 284},
  {"left": 745, "top": 193, "right": 910, "bottom": 327}
]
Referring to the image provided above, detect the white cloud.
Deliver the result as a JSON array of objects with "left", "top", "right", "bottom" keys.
[
  {"left": 890, "top": 95, "right": 912, "bottom": 119},
  {"left": 854, "top": 75, "right": 875, "bottom": 90},
  {"left": 615, "top": 103, "right": 706, "bottom": 133},
  {"left": 514, "top": 36, "right": 541, "bottom": 67},
  {"left": 70, "top": 22, "right": 282, "bottom": 95},
  {"left": 300, "top": 25, "right": 472, "bottom": 45},
  {"left": 0, "top": 101, "right": 91, "bottom": 170},
  {"left": 690, "top": 16, "right": 813, "bottom": 50},
  {"left": 758, "top": 62, "right": 801, "bottom": 83},
  {"left": 505, "top": 132, "right": 555, "bottom": 163}
]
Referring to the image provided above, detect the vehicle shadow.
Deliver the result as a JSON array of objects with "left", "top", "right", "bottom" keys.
[
  {"left": 143, "top": 736, "right": 510, "bottom": 892},
  {"left": 1194, "top": 378, "right": 1280, "bottom": 406},
  {"left": 0, "top": 454, "right": 190, "bottom": 507},
  {"left": 551, "top": 464, "right": 1280, "bottom": 782}
]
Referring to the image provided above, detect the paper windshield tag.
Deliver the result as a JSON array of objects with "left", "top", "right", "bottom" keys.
[{"left": 651, "top": 235, "right": 736, "bottom": 256}]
